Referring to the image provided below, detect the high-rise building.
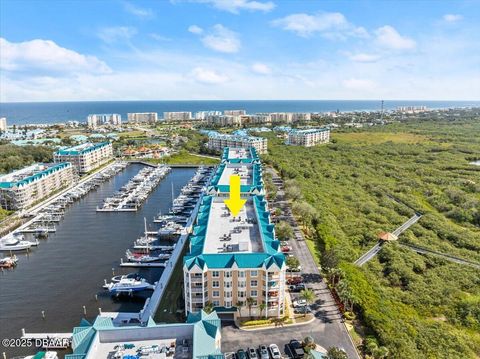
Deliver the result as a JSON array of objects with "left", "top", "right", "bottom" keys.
[
  {"left": 163, "top": 112, "right": 192, "bottom": 121},
  {"left": 206, "top": 115, "right": 242, "bottom": 127},
  {"left": 183, "top": 147, "right": 286, "bottom": 319},
  {"left": 194, "top": 111, "right": 222, "bottom": 120},
  {"left": 207, "top": 134, "right": 267, "bottom": 154},
  {"left": 270, "top": 113, "right": 293, "bottom": 124},
  {"left": 0, "top": 163, "right": 76, "bottom": 210},
  {"left": 224, "top": 110, "right": 246, "bottom": 116},
  {"left": 87, "top": 114, "right": 121, "bottom": 128},
  {"left": 54, "top": 142, "right": 113, "bottom": 174},
  {"left": 0, "top": 117, "right": 6, "bottom": 132},
  {"left": 127, "top": 112, "right": 158, "bottom": 124},
  {"left": 287, "top": 128, "right": 330, "bottom": 147},
  {"left": 291, "top": 113, "right": 312, "bottom": 122}
]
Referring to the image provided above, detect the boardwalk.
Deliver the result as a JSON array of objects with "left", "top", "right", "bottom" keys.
[
  {"left": 354, "top": 214, "right": 422, "bottom": 266},
  {"left": 400, "top": 243, "right": 480, "bottom": 269}
]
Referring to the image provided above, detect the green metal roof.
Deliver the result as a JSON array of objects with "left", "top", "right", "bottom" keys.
[
  {"left": 187, "top": 311, "right": 223, "bottom": 359},
  {"left": 0, "top": 162, "right": 72, "bottom": 189},
  {"left": 56, "top": 142, "right": 110, "bottom": 156}
]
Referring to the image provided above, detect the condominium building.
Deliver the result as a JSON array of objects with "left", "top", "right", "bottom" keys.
[
  {"left": 65, "top": 310, "right": 223, "bottom": 359},
  {"left": 0, "top": 117, "right": 6, "bottom": 132},
  {"left": 127, "top": 112, "right": 158, "bottom": 124},
  {"left": 207, "top": 133, "right": 268, "bottom": 154},
  {"left": 54, "top": 142, "right": 113, "bottom": 174},
  {"left": 270, "top": 113, "right": 293, "bottom": 124},
  {"left": 87, "top": 114, "right": 121, "bottom": 128},
  {"left": 224, "top": 110, "right": 246, "bottom": 116},
  {"left": 183, "top": 147, "right": 286, "bottom": 320},
  {"left": 292, "top": 113, "right": 312, "bottom": 122},
  {"left": 287, "top": 128, "right": 330, "bottom": 147},
  {"left": 163, "top": 112, "right": 192, "bottom": 121},
  {"left": 0, "top": 162, "right": 75, "bottom": 210},
  {"left": 206, "top": 115, "right": 242, "bottom": 127},
  {"left": 397, "top": 106, "right": 428, "bottom": 113},
  {"left": 195, "top": 111, "right": 222, "bottom": 120}
]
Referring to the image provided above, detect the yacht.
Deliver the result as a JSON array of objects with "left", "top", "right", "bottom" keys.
[
  {"left": 125, "top": 249, "right": 170, "bottom": 263},
  {"left": 0, "top": 236, "right": 38, "bottom": 251},
  {"left": 104, "top": 277, "right": 155, "bottom": 294},
  {"left": 110, "top": 272, "right": 144, "bottom": 283}
]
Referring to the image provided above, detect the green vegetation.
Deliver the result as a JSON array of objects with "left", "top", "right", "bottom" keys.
[
  {"left": 263, "top": 120, "right": 480, "bottom": 358},
  {"left": 164, "top": 151, "right": 220, "bottom": 165},
  {"left": 0, "top": 208, "right": 13, "bottom": 221},
  {"left": 0, "top": 144, "right": 53, "bottom": 174}
]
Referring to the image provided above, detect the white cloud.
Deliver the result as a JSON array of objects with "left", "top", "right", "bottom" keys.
[
  {"left": 251, "top": 62, "right": 271, "bottom": 75},
  {"left": 200, "top": 24, "right": 241, "bottom": 53},
  {"left": 123, "top": 1, "right": 155, "bottom": 19},
  {"left": 443, "top": 14, "right": 463, "bottom": 23},
  {"left": 187, "top": 0, "right": 275, "bottom": 14},
  {"left": 349, "top": 53, "right": 381, "bottom": 63},
  {"left": 375, "top": 26, "right": 416, "bottom": 50},
  {"left": 271, "top": 12, "right": 368, "bottom": 38},
  {"left": 149, "top": 33, "right": 171, "bottom": 42},
  {"left": 342, "top": 78, "right": 376, "bottom": 91},
  {"left": 188, "top": 25, "right": 204, "bottom": 34},
  {"left": 191, "top": 67, "right": 229, "bottom": 84},
  {"left": 0, "top": 37, "right": 111, "bottom": 75},
  {"left": 98, "top": 26, "right": 137, "bottom": 44}
]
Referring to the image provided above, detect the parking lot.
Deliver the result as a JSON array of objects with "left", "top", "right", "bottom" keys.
[{"left": 220, "top": 168, "right": 359, "bottom": 359}]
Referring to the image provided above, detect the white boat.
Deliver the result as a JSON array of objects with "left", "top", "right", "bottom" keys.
[
  {"left": 133, "top": 243, "right": 175, "bottom": 251},
  {"left": 0, "top": 236, "right": 38, "bottom": 251},
  {"left": 110, "top": 272, "right": 144, "bottom": 283},
  {"left": 103, "top": 277, "right": 155, "bottom": 294},
  {"left": 24, "top": 351, "right": 58, "bottom": 359},
  {"left": 125, "top": 249, "right": 170, "bottom": 263},
  {"left": 0, "top": 255, "right": 18, "bottom": 268}
]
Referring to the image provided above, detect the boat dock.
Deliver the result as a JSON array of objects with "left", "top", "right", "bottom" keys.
[
  {"left": 119, "top": 260, "right": 167, "bottom": 268},
  {"left": 97, "top": 165, "right": 170, "bottom": 212},
  {"left": 21, "top": 329, "right": 72, "bottom": 348}
]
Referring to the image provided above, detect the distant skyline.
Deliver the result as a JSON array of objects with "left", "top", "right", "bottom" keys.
[{"left": 1, "top": 0, "right": 479, "bottom": 102}]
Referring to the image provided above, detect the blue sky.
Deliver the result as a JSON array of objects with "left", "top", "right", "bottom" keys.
[{"left": 1, "top": 0, "right": 479, "bottom": 102}]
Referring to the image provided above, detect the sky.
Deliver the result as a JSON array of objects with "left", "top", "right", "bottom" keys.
[{"left": 0, "top": 0, "right": 479, "bottom": 102}]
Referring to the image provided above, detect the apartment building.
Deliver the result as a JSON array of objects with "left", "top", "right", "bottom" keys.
[
  {"left": 0, "top": 162, "right": 76, "bottom": 210},
  {"left": 183, "top": 147, "right": 286, "bottom": 320},
  {"left": 163, "top": 111, "right": 192, "bottom": 121},
  {"left": 224, "top": 110, "right": 246, "bottom": 116},
  {"left": 54, "top": 142, "right": 113, "bottom": 174},
  {"left": 270, "top": 112, "right": 293, "bottom": 124},
  {"left": 0, "top": 117, "right": 6, "bottom": 132},
  {"left": 207, "top": 133, "right": 268, "bottom": 154},
  {"left": 195, "top": 111, "right": 222, "bottom": 120},
  {"left": 127, "top": 112, "right": 158, "bottom": 124},
  {"left": 292, "top": 113, "right": 312, "bottom": 122},
  {"left": 287, "top": 128, "right": 330, "bottom": 147},
  {"left": 206, "top": 115, "right": 242, "bottom": 127},
  {"left": 87, "top": 114, "right": 121, "bottom": 128}
]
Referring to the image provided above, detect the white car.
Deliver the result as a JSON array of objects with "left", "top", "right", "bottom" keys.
[
  {"left": 293, "top": 299, "right": 307, "bottom": 307},
  {"left": 269, "top": 344, "right": 281, "bottom": 359},
  {"left": 259, "top": 345, "right": 269, "bottom": 359}
]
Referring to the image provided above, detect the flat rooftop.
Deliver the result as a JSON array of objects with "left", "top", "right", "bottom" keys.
[
  {"left": 217, "top": 163, "right": 253, "bottom": 187},
  {"left": 228, "top": 147, "right": 251, "bottom": 159},
  {"left": 203, "top": 197, "right": 263, "bottom": 254}
]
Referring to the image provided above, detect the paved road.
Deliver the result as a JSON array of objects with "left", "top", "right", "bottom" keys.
[{"left": 220, "top": 168, "right": 360, "bottom": 359}]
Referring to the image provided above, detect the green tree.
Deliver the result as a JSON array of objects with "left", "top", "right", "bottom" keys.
[
  {"left": 236, "top": 301, "right": 244, "bottom": 318},
  {"left": 300, "top": 289, "right": 316, "bottom": 317},
  {"left": 259, "top": 302, "right": 267, "bottom": 318},
  {"left": 326, "top": 347, "right": 348, "bottom": 359},
  {"left": 286, "top": 256, "right": 300, "bottom": 270},
  {"left": 246, "top": 297, "right": 255, "bottom": 319},
  {"left": 275, "top": 221, "right": 294, "bottom": 240},
  {"left": 203, "top": 301, "right": 214, "bottom": 314}
]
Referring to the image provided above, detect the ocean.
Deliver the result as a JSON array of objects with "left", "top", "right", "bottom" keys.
[{"left": 1, "top": 100, "right": 479, "bottom": 125}]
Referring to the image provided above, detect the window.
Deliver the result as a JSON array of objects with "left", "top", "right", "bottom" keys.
[
  {"left": 238, "top": 281, "right": 246, "bottom": 288},
  {"left": 250, "top": 270, "right": 258, "bottom": 277},
  {"left": 251, "top": 290, "right": 258, "bottom": 297},
  {"left": 238, "top": 271, "right": 245, "bottom": 278},
  {"left": 250, "top": 280, "right": 258, "bottom": 287},
  {"left": 238, "top": 291, "right": 246, "bottom": 298},
  {"left": 212, "top": 291, "right": 220, "bottom": 297},
  {"left": 212, "top": 271, "right": 220, "bottom": 278},
  {"left": 212, "top": 300, "right": 220, "bottom": 307},
  {"left": 212, "top": 281, "right": 220, "bottom": 288},
  {"left": 225, "top": 301, "right": 232, "bottom": 308},
  {"left": 225, "top": 281, "right": 231, "bottom": 288},
  {"left": 224, "top": 291, "right": 232, "bottom": 298},
  {"left": 225, "top": 271, "right": 231, "bottom": 278}
]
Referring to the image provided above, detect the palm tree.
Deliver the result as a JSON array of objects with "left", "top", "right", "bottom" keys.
[
  {"left": 299, "top": 289, "right": 315, "bottom": 317},
  {"left": 236, "top": 301, "right": 244, "bottom": 318},
  {"left": 302, "top": 336, "right": 316, "bottom": 353},
  {"left": 246, "top": 297, "right": 255, "bottom": 319},
  {"left": 259, "top": 302, "right": 267, "bottom": 318},
  {"left": 203, "top": 301, "right": 214, "bottom": 314}
]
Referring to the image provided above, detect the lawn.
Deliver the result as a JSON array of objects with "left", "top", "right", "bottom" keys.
[
  {"left": 333, "top": 131, "right": 429, "bottom": 145},
  {"left": 164, "top": 151, "right": 220, "bottom": 165}
]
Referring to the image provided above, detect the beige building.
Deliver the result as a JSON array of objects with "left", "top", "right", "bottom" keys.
[
  {"left": 207, "top": 134, "right": 267, "bottom": 154},
  {"left": 292, "top": 113, "right": 312, "bottom": 122},
  {"left": 87, "top": 114, "right": 121, "bottom": 128},
  {"left": 0, "top": 162, "right": 76, "bottom": 210},
  {"left": 206, "top": 115, "right": 242, "bottom": 127},
  {"left": 270, "top": 113, "right": 293, "bottom": 124},
  {"left": 287, "top": 128, "right": 330, "bottom": 147},
  {"left": 184, "top": 147, "right": 286, "bottom": 320},
  {"left": 0, "top": 117, "right": 6, "bottom": 132},
  {"left": 127, "top": 112, "right": 158, "bottom": 124},
  {"left": 224, "top": 110, "right": 246, "bottom": 116},
  {"left": 163, "top": 112, "right": 192, "bottom": 121},
  {"left": 54, "top": 142, "right": 113, "bottom": 174}
]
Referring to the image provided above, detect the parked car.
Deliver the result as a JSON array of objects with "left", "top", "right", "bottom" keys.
[
  {"left": 293, "top": 299, "right": 307, "bottom": 308},
  {"left": 294, "top": 305, "right": 311, "bottom": 314},
  {"left": 258, "top": 345, "right": 269, "bottom": 359},
  {"left": 237, "top": 349, "right": 247, "bottom": 359},
  {"left": 289, "top": 283, "right": 306, "bottom": 292},
  {"left": 281, "top": 245, "right": 292, "bottom": 252},
  {"left": 269, "top": 344, "right": 281, "bottom": 359},
  {"left": 247, "top": 347, "right": 258, "bottom": 359},
  {"left": 287, "top": 265, "right": 302, "bottom": 272},
  {"left": 286, "top": 276, "right": 303, "bottom": 285},
  {"left": 287, "top": 339, "right": 305, "bottom": 359}
]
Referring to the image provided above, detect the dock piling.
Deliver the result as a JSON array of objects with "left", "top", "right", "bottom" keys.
[
  {"left": 98, "top": 307, "right": 102, "bottom": 315},
  {"left": 3, "top": 351, "right": 6, "bottom": 359},
  {"left": 112, "top": 268, "right": 115, "bottom": 276},
  {"left": 83, "top": 305, "right": 86, "bottom": 315},
  {"left": 95, "top": 294, "right": 98, "bottom": 301},
  {"left": 41, "top": 310, "right": 45, "bottom": 319}
]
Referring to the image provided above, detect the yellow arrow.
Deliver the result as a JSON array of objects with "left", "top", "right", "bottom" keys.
[{"left": 224, "top": 175, "right": 246, "bottom": 216}]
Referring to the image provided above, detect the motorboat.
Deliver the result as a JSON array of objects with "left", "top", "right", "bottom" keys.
[
  {"left": 0, "top": 255, "right": 18, "bottom": 268},
  {"left": 103, "top": 277, "right": 155, "bottom": 294},
  {"left": 133, "top": 243, "right": 175, "bottom": 251},
  {"left": 23, "top": 351, "right": 58, "bottom": 359},
  {"left": 110, "top": 272, "right": 145, "bottom": 283},
  {"left": 0, "top": 236, "right": 38, "bottom": 251}
]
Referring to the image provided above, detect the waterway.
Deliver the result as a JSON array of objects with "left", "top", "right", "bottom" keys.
[{"left": 0, "top": 164, "right": 196, "bottom": 358}]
